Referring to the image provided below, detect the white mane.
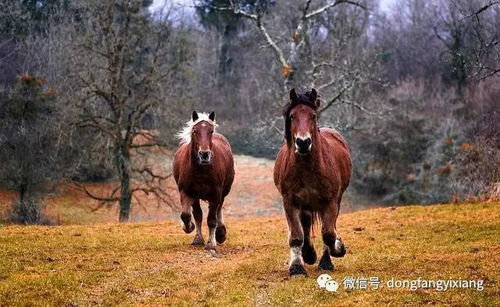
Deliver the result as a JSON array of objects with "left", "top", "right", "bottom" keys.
[{"left": 177, "top": 112, "right": 218, "bottom": 144}]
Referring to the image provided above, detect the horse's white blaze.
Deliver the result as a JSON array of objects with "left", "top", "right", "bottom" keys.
[
  {"left": 289, "top": 246, "right": 304, "bottom": 266},
  {"left": 198, "top": 146, "right": 211, "bottom": 152},
  {"left": 295, "top": 132, "right": 311, "bottom": 140},
  {"left": 177, "top": 112, "right": 218, "bottom": 144}
]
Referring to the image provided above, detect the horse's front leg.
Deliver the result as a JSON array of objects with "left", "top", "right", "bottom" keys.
[
  {"left": 300, "top": 210, "right": 317, "bottom": 265},
  {"left": 180, "top": 191, "right": 195, "bottom": 234},
  {"left": 205, "top": 201, "right": 218, "bottom": 251},
  {"left": 319, "top": 201, "right": 346, "bottom": 271},
  {"left": 284, "top": 198, "right": 307, "bottom": 276},
  {"left": 191, "top": 199, "right": 204, "bottom": 245}
]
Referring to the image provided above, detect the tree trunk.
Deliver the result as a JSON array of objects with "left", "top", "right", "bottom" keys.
[
  {"left": 217, "top": 23, "right": 237, "bottom": 88},
  {"left": 117, "top": 144, "right": 132, "bottom": 222},
  {"left": 19, "top": 182, "right": 28, "bottom": 204},
  {"left": 450, "top": 28, "right": 467, "bottom": 94}
]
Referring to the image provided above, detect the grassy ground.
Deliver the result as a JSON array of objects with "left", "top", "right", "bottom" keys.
[{"left": 0, "top": 201, "right": 498, "bottom": 306}]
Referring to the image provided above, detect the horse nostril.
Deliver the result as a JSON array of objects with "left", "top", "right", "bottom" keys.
[
  {"left": 200, "top": 151, "right": 210, "bottom": 160},
  {"left": 296, "top": 138, "right": 311, "bottom": 148},
  {"left": 295, "top": 138, "right": 312, "bottom": 154}
]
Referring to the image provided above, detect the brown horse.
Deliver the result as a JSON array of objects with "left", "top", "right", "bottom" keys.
[
  {"left": 274, "top": 88, "right": 352, "bottom": 276},
  {"left": 173, "top": 111, "right": 235, "bottom": 251}
]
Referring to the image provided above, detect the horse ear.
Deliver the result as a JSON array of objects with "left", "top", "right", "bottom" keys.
[
  {"left": 209, "top": 111, "right": 215, "bottom": 121},
  {"left": 192, "top": 111, "right": 199, "bottom": 122},
  {"left": 309, "top": 88, "right": 318, "bottom": 104},
  {"left": 290, "top": 88, "right": 298, "bottom": 102}
]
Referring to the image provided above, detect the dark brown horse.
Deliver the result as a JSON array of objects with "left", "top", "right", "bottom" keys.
[
  {"left": 274, "top": 88, "right": 352, "bottom": 276},
  {"left": 173, "top": 111, "right": 235, "bottom": 251}
]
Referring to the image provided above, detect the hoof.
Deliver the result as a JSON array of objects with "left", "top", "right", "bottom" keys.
[
  {"left": 215, "top": 225, "right": 227, "bottom": 244},
  {"left": 302, "top": 243, "right": 317, "bottom": 265},
  {"left": 331, "top": 238, "right": 346, "bottom": 258},
  {"left": 191, "top": 236, "right": 205, "bottom": 246},
  {"left": 289, "top": 264, "right": 307, "bottom": 277},
  {"left": 204, "top": 243, "right": 217, "bottom": 251},
  {"left": 182, "top": 222, "right": 195, "bottom": 234},
  {"left": 318, "top": 251, "right": 334, "bottom": 271}
]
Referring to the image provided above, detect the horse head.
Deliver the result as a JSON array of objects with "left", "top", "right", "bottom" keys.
[
  {"left": 190, "top": 111, "right": 216, "bottom": 165},
  {"left": 284, "top": 88, "right": 320, "bottom": 155}
]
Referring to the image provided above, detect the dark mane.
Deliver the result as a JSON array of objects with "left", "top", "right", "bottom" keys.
[{"left": 283, "top": 89, "right": 320, "bottom": 145}]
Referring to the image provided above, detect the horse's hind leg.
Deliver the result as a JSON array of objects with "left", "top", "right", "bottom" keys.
[
  {"left": 284, "top": 199, "right": 307, "bottom": 276},
  {"left": 180, "top": 192, "right": 195, "bottom": 234},
  {"left": 300, "top": 210, "right": 317, "bottom": 265},
  {"left": 215, "top": 202, "right": 227, "bottom": 244},
  {"left": 191, "top": 200, "right": 204, "bottom": 245},
  {"left": 205, "top": 201, "right": 218, "bottom": 251}
]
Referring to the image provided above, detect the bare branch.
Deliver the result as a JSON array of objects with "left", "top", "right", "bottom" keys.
[
  {"left": 260, "top": 118, "right": 282, "bottom": 136},
  {"left": 460, "top": 1, "right": 499, "bottom": 20},
  {"left": 337, "top": 99, "right": 374, "bottom": 115},
  {"left": 73, "top": 182, "right": 120, "bottom": 203},
  {"left": 132, "top": 167, "right": 172, "bottom": 181},
  {"left": 318, "top": 85, "right": 351, "bottom": 114},
  {"left": 306, "top": 0, "right": 366, "bottom": 19},
  {"left": 205, "top": 0, "right": 287, "bottom": 68},
  {"left": 203, "top": 1, "right": 258, "bottom": 19},
  {"left": 478, "top": 67, "right": 500, "bottom": 80},
  {"left": 256, "top": 18, "right": 288, "bottom": 67}
]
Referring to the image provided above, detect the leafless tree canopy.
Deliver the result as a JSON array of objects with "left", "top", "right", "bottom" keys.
[{"left": 0, "top": 0, "right": 498, "bottom": 223}]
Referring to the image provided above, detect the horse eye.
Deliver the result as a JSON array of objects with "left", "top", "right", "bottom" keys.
[
  {"left": 290, "top": 114, "right": 295, "bottom": 120},
  {"left": 312, "top": 114, "right": 317, "bottom": 119}
]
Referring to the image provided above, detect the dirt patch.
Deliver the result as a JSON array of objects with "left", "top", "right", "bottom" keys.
[{"left": 0, "top": 155, "right": 283, "bottom": 224}]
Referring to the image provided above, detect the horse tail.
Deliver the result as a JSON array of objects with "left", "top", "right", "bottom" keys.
[
  {"left": 311, "top": 211, "right": 320, "bottom": 235},
  {"left": 301, "top": 209, "right": 320, "bottom": 236}
]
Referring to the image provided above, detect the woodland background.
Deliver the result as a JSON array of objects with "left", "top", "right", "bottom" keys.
[{"left": 0, "top": 0, "right": 499, "bottom": 223}]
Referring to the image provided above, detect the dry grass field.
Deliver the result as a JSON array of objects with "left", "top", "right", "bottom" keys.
[
  {"left": 0, "top": 155, "right": 498, "bottom": 305},
  {"left": 0, "top": 201, "right": 498, "bottom": 306}
]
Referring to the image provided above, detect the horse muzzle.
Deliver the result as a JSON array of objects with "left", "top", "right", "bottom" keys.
[
  {"left": 197, "top": 150, "right": 212, "bottom": 165},
  {"left": 295, "top": 137, "right": 312, "bottom": 155}
]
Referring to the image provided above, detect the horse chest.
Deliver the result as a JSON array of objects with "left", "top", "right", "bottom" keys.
[
  {"left": 290, "top": 172, "right": 333, "bottom": 207},
  {"left": 184, "top": 172, "right": 221, "bottom": 201},
  {"left": 294, "top": 186, "right": 323, "bottom": 205}
]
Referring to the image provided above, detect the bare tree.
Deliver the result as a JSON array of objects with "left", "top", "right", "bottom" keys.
[
  {"left": 205, "top": 0, "right": 372, "bottom": 114},
  {"left": 66, "top": 0, "right": 190, "bottom": 221},
  {"left": 433, "top": 0, "right": 500, "bottom": 88}
]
